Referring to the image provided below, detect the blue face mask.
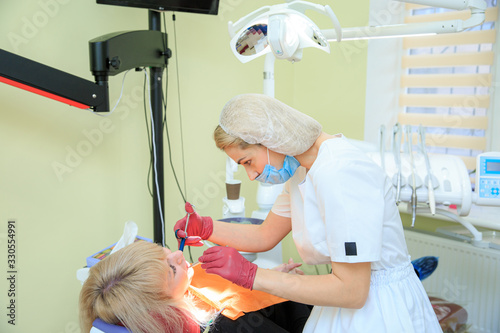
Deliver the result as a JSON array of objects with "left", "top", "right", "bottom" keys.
[{"left": 255, "top": 148, "right": 300, "bottom": 184}]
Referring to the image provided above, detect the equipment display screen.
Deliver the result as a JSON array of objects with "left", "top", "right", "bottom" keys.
[
  {"left": 486, "top": 160, "right": 500, "bottom": 173},
  {"left": 97, "top": 0, "right": 219, "bottom": 15}
]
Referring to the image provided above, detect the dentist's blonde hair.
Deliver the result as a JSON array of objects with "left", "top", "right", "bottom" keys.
[
  {"left": 79, "top": 241, "right": 201, "bottom": 333},
  {"left": 213, "top": 124, "right": 252, "bottom": 151}
]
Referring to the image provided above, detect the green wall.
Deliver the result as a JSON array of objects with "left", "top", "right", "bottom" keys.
[{"left": 0, "top": 1, "right": 369, "bottom": 331}]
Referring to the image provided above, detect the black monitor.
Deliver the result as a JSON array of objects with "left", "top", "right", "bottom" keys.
[{"left": 96, "top": 0, "right": 219, "bottom": 15}]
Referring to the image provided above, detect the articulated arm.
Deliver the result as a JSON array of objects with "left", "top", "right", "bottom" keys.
[
  {"left": 0, "top": 30, "right": 169, "bottom": 112},
  {"left": 0, "top": 49, "right": 108, "bottom": 111}
]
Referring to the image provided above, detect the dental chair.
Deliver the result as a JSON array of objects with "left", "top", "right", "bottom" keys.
[{"left": 90, "top": 318, "right": 129, "bottom": 333}]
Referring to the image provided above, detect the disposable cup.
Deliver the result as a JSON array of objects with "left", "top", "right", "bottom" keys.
[{"left": 225, "top": 180, "right": 241, "bottom": 200}]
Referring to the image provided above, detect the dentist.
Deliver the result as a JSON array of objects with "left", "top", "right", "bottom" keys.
[{"left": 174, "top": 93, "right": 442, "bottom": 332}]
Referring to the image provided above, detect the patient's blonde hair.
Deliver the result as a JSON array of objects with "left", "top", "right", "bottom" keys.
[{"left": 79, "top": 241, "right": 202, "bottom": 333}]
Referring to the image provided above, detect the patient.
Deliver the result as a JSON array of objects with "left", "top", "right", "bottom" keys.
[{"left": 79, "top": 241, "right": 310, "bottom": 333}]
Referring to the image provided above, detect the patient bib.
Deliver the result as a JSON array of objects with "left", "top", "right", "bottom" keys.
[{"left": 188, "top": 264, "right": 287, "bottom": 320}]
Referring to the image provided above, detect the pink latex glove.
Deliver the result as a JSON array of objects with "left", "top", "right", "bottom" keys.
[
  {"left": 174, "top": 202, "right": 213, "bottom": 247},
  {"left": 199, "top": 246, "right": 258, "bottom": 290}
]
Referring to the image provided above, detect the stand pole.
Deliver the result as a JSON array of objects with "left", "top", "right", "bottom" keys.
[{"left": 149, "top": 10, "right": 165, "bottom": 245}]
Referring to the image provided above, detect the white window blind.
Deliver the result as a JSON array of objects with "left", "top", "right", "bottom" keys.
[{"left": 398, "top": 1, "right": 498, "bottom": 171}]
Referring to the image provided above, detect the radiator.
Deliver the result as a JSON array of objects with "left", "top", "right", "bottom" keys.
[{"left": 404, "top": 229, "right": 500, "bottom": 333}]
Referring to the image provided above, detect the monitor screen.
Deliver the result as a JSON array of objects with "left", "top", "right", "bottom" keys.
[
  {"left": 486, "top": 160, "right": 500, "bottom": 173},
  {"left": 96, "top": 0, "right": 219, "bottom": 15}
]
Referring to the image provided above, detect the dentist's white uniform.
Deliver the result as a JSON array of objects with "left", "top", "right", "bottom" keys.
[{"left": 272, "top": 136, "right": 442, "bottom": 332}]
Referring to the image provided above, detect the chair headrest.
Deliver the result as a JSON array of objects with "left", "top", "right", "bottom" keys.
[{"left": 91, "top": 318, "right": 130, "bottom": 333}]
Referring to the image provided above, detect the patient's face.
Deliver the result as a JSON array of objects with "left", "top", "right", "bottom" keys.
[{"left": 163, "top": 248, "right": 194, "bottom": 300}]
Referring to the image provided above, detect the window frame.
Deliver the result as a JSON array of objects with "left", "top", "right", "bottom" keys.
[{"left": 364, "top": 0, "right": 500, "bottom": 230}]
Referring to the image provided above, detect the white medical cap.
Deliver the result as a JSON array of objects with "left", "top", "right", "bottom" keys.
[{"left": 219, "top": 94, "right": 322, "bottom": 156}]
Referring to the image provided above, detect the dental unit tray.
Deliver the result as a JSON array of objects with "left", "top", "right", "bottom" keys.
[
  {"left": 86, "top": 236, "right": 152, "bottom": 267},
  {"left": 367, "top": 152, "right": 473, "bottom": 216},
  {"left": 366, "top": 147, "right": 500, "bottom": 247}
]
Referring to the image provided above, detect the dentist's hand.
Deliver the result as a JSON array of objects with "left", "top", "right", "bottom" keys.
[
  {"left": 174, "top": 202, "right": 213, "bottom": 247},
  {"left": 200, "top": 246, "right": 258, "bottom": 290}
]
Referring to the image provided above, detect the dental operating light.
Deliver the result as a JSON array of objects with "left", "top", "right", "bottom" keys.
[
  {"left": 229, "top": 1, "right": 341, "bottom": 63},
  {"left": 229, "top": 0, "right": 487, "bottom": 63}
]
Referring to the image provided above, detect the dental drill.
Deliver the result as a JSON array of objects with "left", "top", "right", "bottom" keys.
[
  {"left": 392, "top": 124, "right": 404, "bottom": 205},
  {"left": 418, "top": 125, "right": 439, "bottom": 215},
  {"left": 406, "top": 126, "right": 418, "bottom": 227}
]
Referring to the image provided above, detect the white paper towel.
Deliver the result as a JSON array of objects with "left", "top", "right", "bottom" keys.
[
  {"left": 110, "top": 221, "right": 138, "bottom": 255},
  {"left": 76, "top": 221, "right": 139, "bottom": 284}
]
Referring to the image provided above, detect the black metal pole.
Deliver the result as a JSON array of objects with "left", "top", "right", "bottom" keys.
[{"left": 149, "top": 10, "right": 165, "bottom": 245}]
